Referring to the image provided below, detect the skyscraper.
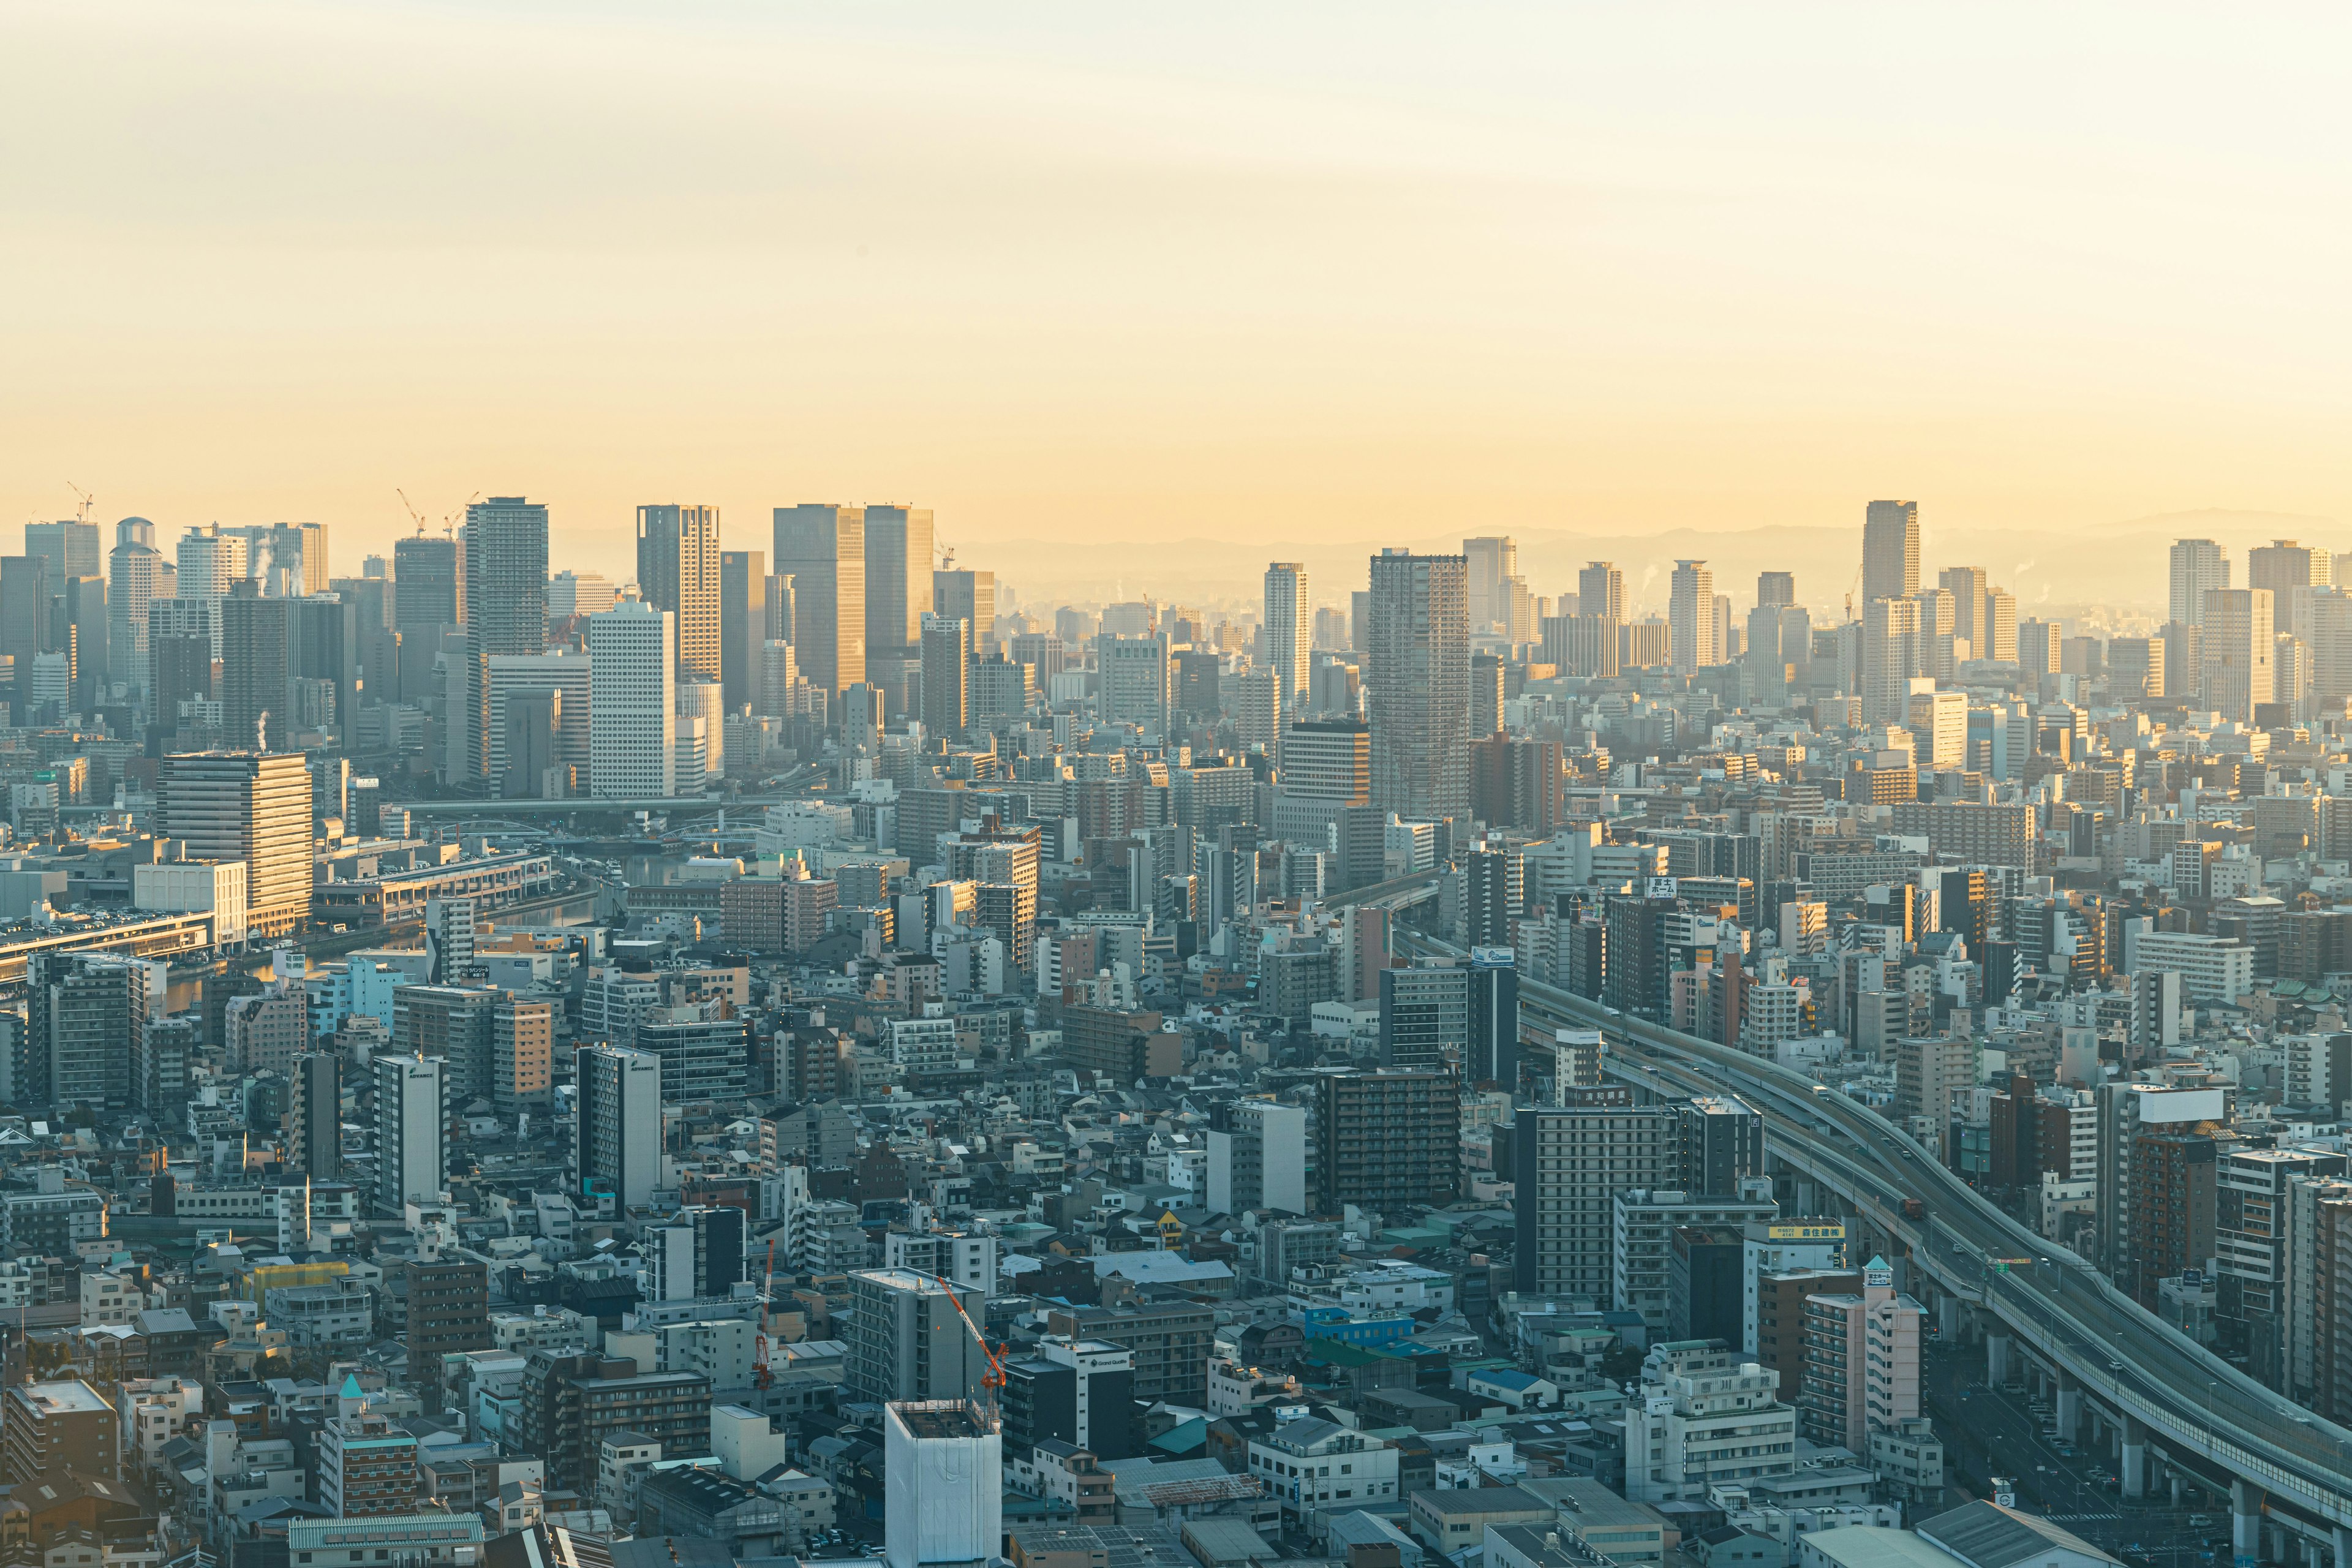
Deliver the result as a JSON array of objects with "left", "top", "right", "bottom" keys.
[
  {"left": 220, "top": 581, "right": 292, "bottom": 750},
  {"left": 393, "top": 533, "right": 462, "bottom": 635},
  {"left": 1757, "top": 571, "right": 1796, "bottom": 608},
  {"left": 1669, "top": 560, "right": 1716, "bottom": 671},
  {"left": 462, "top": 497, "right": 551, "bottom": 789},
  {"left": 1861, "top": 595, "right": 1922, "bottom": 725},
  {"left": 1366, "top": 549, "right": 1470, "bottom": 822},
  {"left": 1098, "top": 635, "right": 1170, "bottom": 736},
  {"left": 2249, "top": 539, "right": 2323, "bottom": 597},
  {"left": 2199, "top": 587, "right": 2275, "bottom": 722},
  {"left": 919, "top": 613, "right": 970, "bottom": 738},
  {"left": 108, "top": 517, "right": 165, "bottom": 701},
  {"left": 1578, "top": 561, "right": 1626, "bottom": 627},
  {"left": 374, "top": 1052, "right": 445, "bottom": 1214},
  {"left": 25, "top": 521, "right": 100, "bottom": 582},
  {"left": 1463, "top": 536, "right": 1517, "bottom": 632},
  {"left": 933, "top": 568, "right": 996, "bottom": 656},
  {"left": 2169, "top": 538, "right": 2228, "bottom": 628},
  {"left": 290, "top": 1050, "right": 342, "bottom": 1179},
  {"left": 862, "top": 504, "right": 935, "bottom": 672},
  {"left": 718, "top": 549, "right": 769, "bottom": 714},
  {"left": 28, "top": 951, "right": 148, "bottom": 1112},
  {"left": 575, "top": 1045, "right": 662, "bottom": 1212},
  {"left": 586, "top": 600, "right": 677, "bottom": 799},
  {"left": 158, "top": 750, "right": 313, "bottom": 937},
  {"left": 636, "top": 503, "right": 722, "bottom": 681},
  {"left": 1862, "top": 500, "right": 1920, "bottom": 603},
  {"left": 1937, "top": 565, "right": 1989, "bottom": 655},
  {"left": 1263, "top": 561, "right": 1310, "bottom": 705},
  {"left": 177, "top": 525, "right": 249, "bottom": 657},
  {"left": 772, "top": 504, "right": 865, "bottom": 692}
]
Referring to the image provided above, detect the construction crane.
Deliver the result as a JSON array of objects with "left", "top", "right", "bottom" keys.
[
  {"left": 1844, "top": 562, "right": 1863, "bottom": 623},
  {"left": 397, "top": 488, "right": 430, "bottom": 535},
  {"left": 753, "top": 1239, "right": 778, "bottom": 1390},
  {"left": 66, "top": 483, "right": 94, "bottom": 524},
  {"left": 923, "top": 1271, "right": 1007, "bottom": 1417}
]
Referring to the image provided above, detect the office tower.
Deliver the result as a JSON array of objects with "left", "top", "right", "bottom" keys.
[
  {"left": 633, "top": 1004, "right": 750, "bottom": 1102},
  {"left": 676, "top": 673, "right": 723, "bottom": 781},
  {"left": 848, "top": 1269, "right": 991, "bottom": 1405},
  {"left": 394, "top": 533, "right": 462, "bottom": 633},
  {"left": 587, "top": 600, "right": 677, "bottom": 798},
  {"left": 219, "top": 580, "right": 291, "bottom": 750},
  {"left": 933, "top": 568, "right": 996, "bottom": 656},
  {"left": 1284, "top": 717, "right": 1371, "bottom": 802},
  {"left": 759, "top": 639, "right": 800, "bottom": 720},
  {"left": 718, "top": 549, "right": 768, "bottom": 714},
  {"left": 488, "top": 650, "right": 590, "bottom": 796},
  {"left": 1513, "top": 1104, "right": 1678, "bottom": 1300},
  {"left": 1314, "top": 1069, "right": 1460, "bottom": 1212},
  {"left": 1378, "top": 963, "right": 1469, "bottom": 1072},
  {"left": 1981, "top": 586, "right": 2018, "bottom": 662},
  {"left": 456, "top": 497, "right": 551, "bottom": 788},
  {"left": 649, "top": 1205, "right": 746, "bottom": 1301},
  {"left": 158, "top": 751, "right": 312, "bottom": 937},
  {"left": 27, "top": 951, "right": 148, "bottom": 1111},
  {"left": 2250, "top": 538, "right": 2323, "bottom": 598},
  {"left": 1860, "top": 595, "right": 1921, "bottom": 723},
  {"left": 287, "top": 592, "right": 356, "bottom": 734},
  {"left": 57, "top": 572, "right": 107, "bottom": 712},
  {"left": 290, "top": 1050, "right": 341, "bottom": 1179},
  {"left": 548, "top": 570, "right": 618, "bottom": 619},
  {"left": 1470, "top": 734, "right": 1565, "bottom": 833},
  {"left": 1, "top": 1380, "right": 119, "bottom": 1485},
  {"left": 406, "top": 1256, "right": 491, "bottom": 1393},
  {"left": 1467, "top": 951, "right": 1518, "bottom": 1087},
  {"left": 1172, "top": 649, "right": 1219, "bottom": 722},
  {"left": 1756, "top": 570, "right": 1796, "bottom": 609},
  {"left": 2199, "top": 587, "right": 2275, "bottom": 722},
  {"left": 919, "top": 614, "right": 970, "bottom": 737},
  {"left": 862, "top": 504, "right": 934, "bottom": 673},
  {"left": 881, "top": 1401, "right": 1002, "bottom": 1568},
  {"left": 374, "top": 1052, "right": 446, "bottom": 1213},
  {"left": 1469, "top": 649, "right": 1504, "bottom": 736},
  {"left": 1578, "top": 561, "right": 1626, "bottom": 627},
  {"left": 1668, "top": 560, "right": 1715, "bottom": 671},
  {"left": 1205, "top": 1098, "right": 1308, "bottom": 1215},
  {"left": 1263, "top": 561, "right": 1310, "bottom": 704},
  {"left": 25, "top": 519, "right": 100, "bottom": 582},
  {"left": 1232, "top": 668, "right": 1280, "bottom": 759},
  {"left": 107, "top": 518, "right": 165, "bottom": 699},
  {"left": 637, "top": 503, "right": 722, "bottom": 681},
  {"left": 0, "top": 554, "right": 50, "bottom": 703},
  {"left": 575, "top": 1045, "right": 662, "bottom": 1211},
  {"left": 1097, "top": 634, "right": 1170, "bottom": 735},
  {"left": 1366, "top": 549, "right": 1470, "bottom": 821},
  {"left": 772, "top": 504, "right": 865, "bottom": 692},
  {"left": 1936, "top": 565, "right": 1988, "bottom": 654},
  {"left": 1862, "top": 500, "right": 1920, "bottom": 603},
  {"left": 2170, "top": 538, "right": 2228, "bottom": 628},
  {"left": 1463, "top": 536, "right": 1517, "bottom": 631}
]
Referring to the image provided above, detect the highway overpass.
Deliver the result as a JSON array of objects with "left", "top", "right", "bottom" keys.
[{"left": 1396, "top": 929, "right": 2352, "bottom": 1563}]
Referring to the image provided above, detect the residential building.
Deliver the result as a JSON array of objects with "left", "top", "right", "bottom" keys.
[
  {"left": 1366, "top": 549, "right": 1470, "bottom": 821},
  {"left": 1316, "top": 1069, "right": 1461, "bottom": 1213},
  {"left": 638, "top": 503, "right": 723, "bottom": 682},
  {"left": 1796, "top": 1258, "right": 1923, "bottom": 1452},
  {"left": 1623, "top": 1340, "right": 1797, "bottom": 1504}
]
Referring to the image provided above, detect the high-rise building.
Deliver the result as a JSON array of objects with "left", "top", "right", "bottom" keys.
[
  {"left": 1757, "top": 570, "right": 1796, "bottom": 609},
  {"left": 374, "top": 1053, "right": 446, "bottom": 1214},
  {"left": 2249, "top": 538, "right": 2323, "bottom": 598},
  {"left": 1314, "top": 1068, "right": 1460, "bottom": 1212},
  {"left": 862, "top": 505, "right": 935, "bottom": 673},
  {"left": 1263, "top": 562, "right": 1310, "bottom": 705},
  {"left": 547, "top": 569, "right": 618, "bottom": 619},
  {"left": 220, "top": 580, "right": 292, "bottom": 750},
  {"left": 1463, "top": 536, "right": 1517, "bottom": 632},
  {"left": 1796, "top": 1256, "right": 1923, "bottom": 1452},
  {"left": 1205, "top": 1098, "right": 1308, "bottom": 1216},
  {"left": 1, "top": 1380, "right": 118, "bottom": 1486},
  {"left": 919, "top": 613, "right": 970, "bottom": 738},
  {"left": 1366, "top": 549, "right": 1470, "bottom": 822},
  {"left": 2199, "top": 587, "right": 2275, "bottom": 723},
  {"left": 587, "top": 600, "right": 677, "bottom": 799},
  {"left": 2169, "top": 538, "right": 2229, "bottom": 628},
  {"left": 1097, "top": 635, "right": 1170, "bottom": 736},
  {"left": 492, "top": 997, "right": 553, "bottom": 1111},
  {"left": 290, "top": 1050, "right": 341, "bottom": 1179},
  {"left": 719, "top": 549, "right": 769, "bottom": 714},
  {"left": 393, "top": 533, "right": 462, "bottom": 634},
  {"left": 847, "top": 1269, "right": 990, "bottom": 1406},
  {"left": 1578, "top": 562, "right": 1626, "bottom": 627},
  {"left": 1860, "top": 595, "right": 1921, "bottom": 724},
  {"left": 1623, "top": 1340, "right": 1798, "bottom": 1504},
  {"left": 461, "top": 497, "right": 551, "bottom": 788},
  {"left": 1283, "top": 718, "right": 1371, "bottom": 802},
  {"left": 27, "top": 951, "right": 149, "bottom": 1112},
  {"left": 108, "top": 517, "right": 166, "bottom": 700},
  {"left": 649, "top": 1205, "right": 747, "bottom": 1301},
  {"left": 881, "top": 1401, "right": 1002, "bottom": 1568},
  {"left": 1668, "top": 560, "right": 1716, "bottom": 671},
  {"left": 933, "top": 568, "right": 996, "bottom": 656},
  {"left": 158, "top": 751, "right": 313, "bottom": 937},
  {"left": 772, "top": 505, "right": 865, "bottom": 692},
  {"left": 575, "top": 1045, "right": 663, "bottom": 1212},
  {"left": 1935, "top": 565, "right": 1988, "bottom": 655},
  {"left": 25, "top": 520, "right": 101, "bottom": 582},
  {"left": 1232, "top": 668, "right": 1280, "bottom": 760},
  {"left": 488, "top": 650, "right": 591, "bottom": 797},
  {"left": 407, "top": 1257, "right": 491, "bottom": 1391},
  {"left": 637, "top": 504, "right": 722, "bottom": 682},
  {"left": 1514, "top": 1104, "right": 1678, "bottom": 1300},
  {"left": 1862, "top": 500, "right": 1920, "bottom": 603}
]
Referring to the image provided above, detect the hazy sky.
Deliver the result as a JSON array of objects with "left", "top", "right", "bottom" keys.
[{"left": 7, "top": 2, "right": 2352, "bottom": 597}]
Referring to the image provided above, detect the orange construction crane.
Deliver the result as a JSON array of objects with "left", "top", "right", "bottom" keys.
[{"left": 926, "top": 1272, "right": 1007, "bottom": 1414}]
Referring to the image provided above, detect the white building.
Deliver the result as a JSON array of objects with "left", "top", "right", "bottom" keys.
[
  {"left": 1207, "top": 1099, "right": 1309, "bottom": 1216},
  {"left": 587, "top": 599, "right": 677, "bottom": 799},
  {"left": 1246, "top": 1415, "right": 1400, "bottom": 1527},
  {"left": 133, "top": 859, "right": 249, "bottom": 946},
  {"left": 883, "top": 1401, "right": 1002, "bottom": 1568},
  {"left": 374, "top": 1053, "right": 446, "bottom": 1212},
  {"left": 2122, "top": 929, "right": 2254, "bottom": 1002},
  {"left": 1623, "top": 1340, "right": 1798, "bottom": 1503}
]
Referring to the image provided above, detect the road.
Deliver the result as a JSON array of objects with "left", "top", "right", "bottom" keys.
[{"left": 1393, "top": 927, "right": 2352, "bottom": 1542}]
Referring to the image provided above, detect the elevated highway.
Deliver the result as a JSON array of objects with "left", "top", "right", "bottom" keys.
[{"left": 1396, "top": 929, "right": 2352, "bottom": 1561}]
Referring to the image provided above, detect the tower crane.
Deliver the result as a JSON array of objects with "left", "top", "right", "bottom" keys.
[
  {"left": 1845, "top": 562, "right": 1863, "bottom": 623},
  {"left": 922, "top": 1271, "right": 1006, "bottom": 1417},
  {"left": 754, "top": 1239, "right": 779, "bottom": 1390},
  {"left": 397, "top": 489, "right": 430, "bottom": 535},
  {"left": 66, "top": 483, "right": 94, "bottom": 524}
]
